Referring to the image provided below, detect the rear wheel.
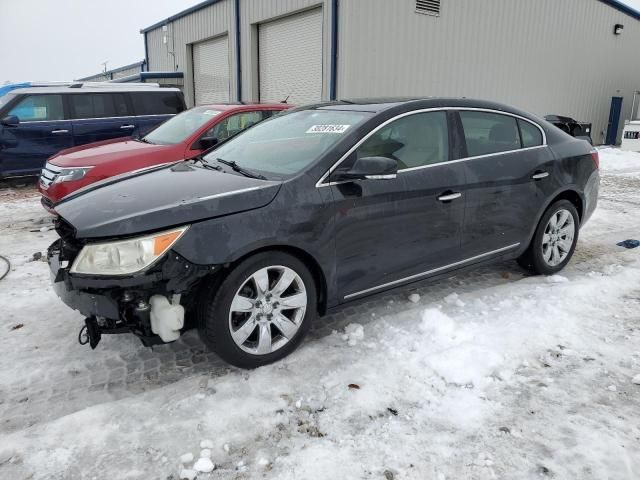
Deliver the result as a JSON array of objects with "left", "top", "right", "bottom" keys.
[
  {"left": 197, "top": 251, "right": 316, "bottom": 369},
  {"left": 517, "top": 200, "right": 579, "bottom": 275}
]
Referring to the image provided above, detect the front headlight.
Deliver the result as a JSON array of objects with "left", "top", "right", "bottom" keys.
[
  {"left": 70, "top": 226, "right": 189, "bottom": 276},
  {"left": 54, "top": 167, "right": 93, "bottom": 184}
]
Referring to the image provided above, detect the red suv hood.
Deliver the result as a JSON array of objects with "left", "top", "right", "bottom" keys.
[{"left": 49, "top": 140, "right": 179, "bottom": 168}]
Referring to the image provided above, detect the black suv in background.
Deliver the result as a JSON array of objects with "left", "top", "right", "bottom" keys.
[{"left": 0, "top": 85, "right": 185, "bottom": 178}]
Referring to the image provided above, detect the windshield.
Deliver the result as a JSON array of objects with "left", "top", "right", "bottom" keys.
[
  {"left": 143, "top": 107, "right": 222, "bottom": 145},
  {"left": 204, "top": 109, "right": 373, "bottom": 177}
]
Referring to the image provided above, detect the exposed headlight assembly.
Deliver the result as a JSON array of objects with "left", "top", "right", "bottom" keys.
[
  {"left": 54, "top": 167, "right": 93, "bottom": 183},
  {"left": 70, "top": 227, "right": 189, "bottom": 276}
]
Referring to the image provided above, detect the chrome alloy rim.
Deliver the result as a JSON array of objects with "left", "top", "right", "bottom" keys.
[
  {"left": 542, "top": 209, "right": 575, "bottom": 267},
  {"left": 228, "top": 265, "right": 307, "bottom": 355}
]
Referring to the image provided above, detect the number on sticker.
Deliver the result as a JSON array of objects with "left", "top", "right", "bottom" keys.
[{"left": 306, "top": 124, "right": 351, "bottom": 134}]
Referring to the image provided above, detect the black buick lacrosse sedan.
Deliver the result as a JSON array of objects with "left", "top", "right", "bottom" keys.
[{"left": 48, "top": 98, "right": 600, "bottom": 368}]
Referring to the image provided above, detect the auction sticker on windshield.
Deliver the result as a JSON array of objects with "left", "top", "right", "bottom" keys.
[{"left": 306, "top": 124, "right": 351, "bottom": 134}]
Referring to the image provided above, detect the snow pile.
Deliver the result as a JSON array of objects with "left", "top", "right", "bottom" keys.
[
  {"left": 341, "top": 323, "right": 364, "bottom": 346},
  {"left": 598, "top": 147, "right": 640, "bottom": 172},
  {"left": 419, "top": 308, "right": 503, "bottom": 386},
  {"left": 2, "top": 149, "right": 640, "bottom": 479},
  {"left": 444, "top": 292, "right": 465, "bottom": 307},
  {"left": 545, "top": 274, "right": 569, "bottom": 283}
]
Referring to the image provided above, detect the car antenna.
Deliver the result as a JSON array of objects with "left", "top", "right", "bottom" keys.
[{"left": 281, "top": 93, "right": 291, "bottom": 104}]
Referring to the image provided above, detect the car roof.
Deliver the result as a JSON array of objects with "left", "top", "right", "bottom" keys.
[
  {"left": 194, "top": 103, "right": 292, "bottom": 111},
  {"left": 12, "top": 86, "right": 181, "bottom": 95},
  {"left": 311, "top": 97, "right": 533, "bottom": 116}
]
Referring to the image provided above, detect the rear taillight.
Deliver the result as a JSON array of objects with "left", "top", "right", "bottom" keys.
[{"left": 590, "top": 149, "right": 599, "bottom": 169}]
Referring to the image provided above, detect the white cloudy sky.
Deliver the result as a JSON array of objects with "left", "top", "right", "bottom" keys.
[
  {"left": 1, "top": 0, "right": 640, "bottom": 84},
  {"left": 0, "top": 0, "right": 201, "bottom": 83}
]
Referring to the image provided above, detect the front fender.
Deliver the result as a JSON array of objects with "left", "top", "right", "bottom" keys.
[{"left": 172, "top": 193, "right": 338, "bottom": 306}]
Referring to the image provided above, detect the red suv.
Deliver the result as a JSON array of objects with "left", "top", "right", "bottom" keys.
[{"left": 38, "top": 103, "right": 291, "bottom": 211}]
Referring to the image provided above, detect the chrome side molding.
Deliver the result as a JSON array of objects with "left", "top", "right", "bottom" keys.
[{"left": 343, "top": 242, "right": 521, "bottom": 300}]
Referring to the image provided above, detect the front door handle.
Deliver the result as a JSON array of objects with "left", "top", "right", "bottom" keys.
[
  {"left": 437, "top": 192, "right": 462, "bottom": 202},
  {"left": 531, "top": 171, "right": 549, "bottom": 180},
  {"left": 120, "top": 124, "right": 135, "bottom": 129},
  {"left": 51, "top": 129, "right": 69, "bottom": 134}
]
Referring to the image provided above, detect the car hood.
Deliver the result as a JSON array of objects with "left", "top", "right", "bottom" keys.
[
  {"left": 55, "top": 165, "right": 282, "bottom": 238},
  {"left": 50, "top": 139, "right": 178, "bottom": 168}
]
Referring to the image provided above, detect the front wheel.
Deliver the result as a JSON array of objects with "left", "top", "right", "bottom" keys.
[
  {"left": 197, "top": 251, "right": 316, "bottom": 369},
  {"left": 517, "top": 200, "right": 579, "bottom": 275}
]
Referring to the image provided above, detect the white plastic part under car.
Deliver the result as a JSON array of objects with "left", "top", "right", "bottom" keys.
[{"left": 150, "top": 295, "right": 185, "bottom": 342}]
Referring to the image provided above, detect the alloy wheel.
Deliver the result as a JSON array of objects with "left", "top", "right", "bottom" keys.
[
  {"left": 541, "top": 208, "right": 575, "bottom": 267},
  {"left": 228, "top": 265, "right": 307, "bottom": 355}
]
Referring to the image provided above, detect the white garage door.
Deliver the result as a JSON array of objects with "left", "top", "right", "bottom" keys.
[
  {"left": 193, "top": 35, "right": 230, "bottom": 105},
  {"left": 259, "top": 8, "right": 323, "bottom": 105}
]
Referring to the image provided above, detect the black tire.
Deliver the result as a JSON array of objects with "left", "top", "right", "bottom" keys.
[
  {"left": 517, "top": 200, "right": 579, "bottom": 275},
  {"left": 197, "top": 251, "right": 316, "bottom": 369}
]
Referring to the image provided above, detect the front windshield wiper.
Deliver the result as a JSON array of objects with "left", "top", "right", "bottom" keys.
[
  {"left": 191, "top": 156, "right": 222, "bottom": 171},
  {"left": 215, "top": 158, "right": 267, "bottom": 180}
]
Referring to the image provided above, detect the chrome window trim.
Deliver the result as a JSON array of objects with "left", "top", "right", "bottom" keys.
[
  {"left": 343, "top": 242, "right": 521, "bottom": 300},
  {"left": 315, "top": 107, "right": 547, "bottom": 188}
]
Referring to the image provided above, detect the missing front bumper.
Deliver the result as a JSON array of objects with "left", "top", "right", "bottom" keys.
[{"left": 48, "top": 240, "right": 213, "bottom": 347}]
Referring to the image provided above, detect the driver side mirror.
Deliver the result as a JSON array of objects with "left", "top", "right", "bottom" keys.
[
  {"left": 193, "top": 136, "right": 218, "bottom": 150},
  {"left": 1, "top": 115, "right": 19, "bottom": 127},
  {"left": 333, "top": 156, "right": 398, "bottom": 181}
]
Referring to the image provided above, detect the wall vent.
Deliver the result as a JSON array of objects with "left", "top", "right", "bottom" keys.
[{"left": 416, "top": 0, "right": 441, "bottom": 16}]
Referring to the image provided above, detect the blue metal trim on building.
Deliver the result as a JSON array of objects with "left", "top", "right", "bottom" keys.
[
  {"left": 111, "top": 71, "right": 185, "bottom": 83},
  {"left": 144, "top": 33, "right": 150, "bottom": 71},
  {"left": 235, "top": 0, "right": 242, "bottom": 101},
  {"left": 599, "top": 0, "right": 640, "bottom": 20},
  {"left": 140, "top": 0, "right": 225, "bottom": 33},
  {"left": 330, "top": 0, "right": 338, "bottom": 100}
]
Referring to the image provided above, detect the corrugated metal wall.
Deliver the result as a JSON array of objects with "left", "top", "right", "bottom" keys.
[
  {"left": 78, "top": 63, "right": 144, "bottom": 82},
  {"left": 338, "top": 0, "right": 640, "bottom": 144},
  {"left": 111, "top": 64, "right": 144, "bottom": 80},
  {"left": 79, "top": 73, "right": 111, "bottom": 82},
  {"left": 144, "top": 0, "right": 640, "bottom": 143},
  {"left": 146, "top": 0, "right": 234, "bottom": 106},
  {"left": 238, "top": 0, "right": 332, "bottom": 101}
]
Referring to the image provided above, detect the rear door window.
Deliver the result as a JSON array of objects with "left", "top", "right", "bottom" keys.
[
  {"left": 459, "top": 111, "right": 521, "bottom": 157},
  {"left": 131, "top": 92, "right": 183, "bottom": 115},
  {"left": 518, "top": 119, "right": 543, "bottom": 148},
  {"left": 8, "top": 94, "right": 64, "bottom": 121}
]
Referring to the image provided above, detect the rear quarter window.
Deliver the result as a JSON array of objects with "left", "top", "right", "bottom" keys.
[
  {"left": 131, "top": 91, "right": 184, "bottom": 115},
  {"left": 518, "top": 119, "right": 543, "bottom": 148},
  {"left": 460, "top": 111, "right": 521, "bottom": 157}
]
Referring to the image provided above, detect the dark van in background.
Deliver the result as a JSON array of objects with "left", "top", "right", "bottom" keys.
[{"left": 0, "top": 84, "right": 185, "bottom": 178}]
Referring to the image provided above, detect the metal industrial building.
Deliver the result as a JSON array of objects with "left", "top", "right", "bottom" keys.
[
  {"left": 77, "top": 60, "right": 147, "bottom": 82},
  {"left": 141, "top": 0, "right": 640, "bottom": 144}
]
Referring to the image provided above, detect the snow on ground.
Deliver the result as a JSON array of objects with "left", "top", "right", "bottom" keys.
[{"left": 1, "top": 150, "right": 640, "bottom": 479}]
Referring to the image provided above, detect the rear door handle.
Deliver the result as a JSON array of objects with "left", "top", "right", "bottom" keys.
[
  {"left": 120, "top": 124, "right": 135, "bottom": 129},
  {"left": 531, "top": 171, "right": 549, "bottom": 180},
  {"left": 51, "top": 129, "right": 69, "bottom": 134},
  {"left": 437, "top": 192, "right": 462, "bottom": 202}
]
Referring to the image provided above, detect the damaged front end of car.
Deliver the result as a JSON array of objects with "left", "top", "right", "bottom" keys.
[{"left": 48, "top": 217, "right": 213, "bottom": 349}]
